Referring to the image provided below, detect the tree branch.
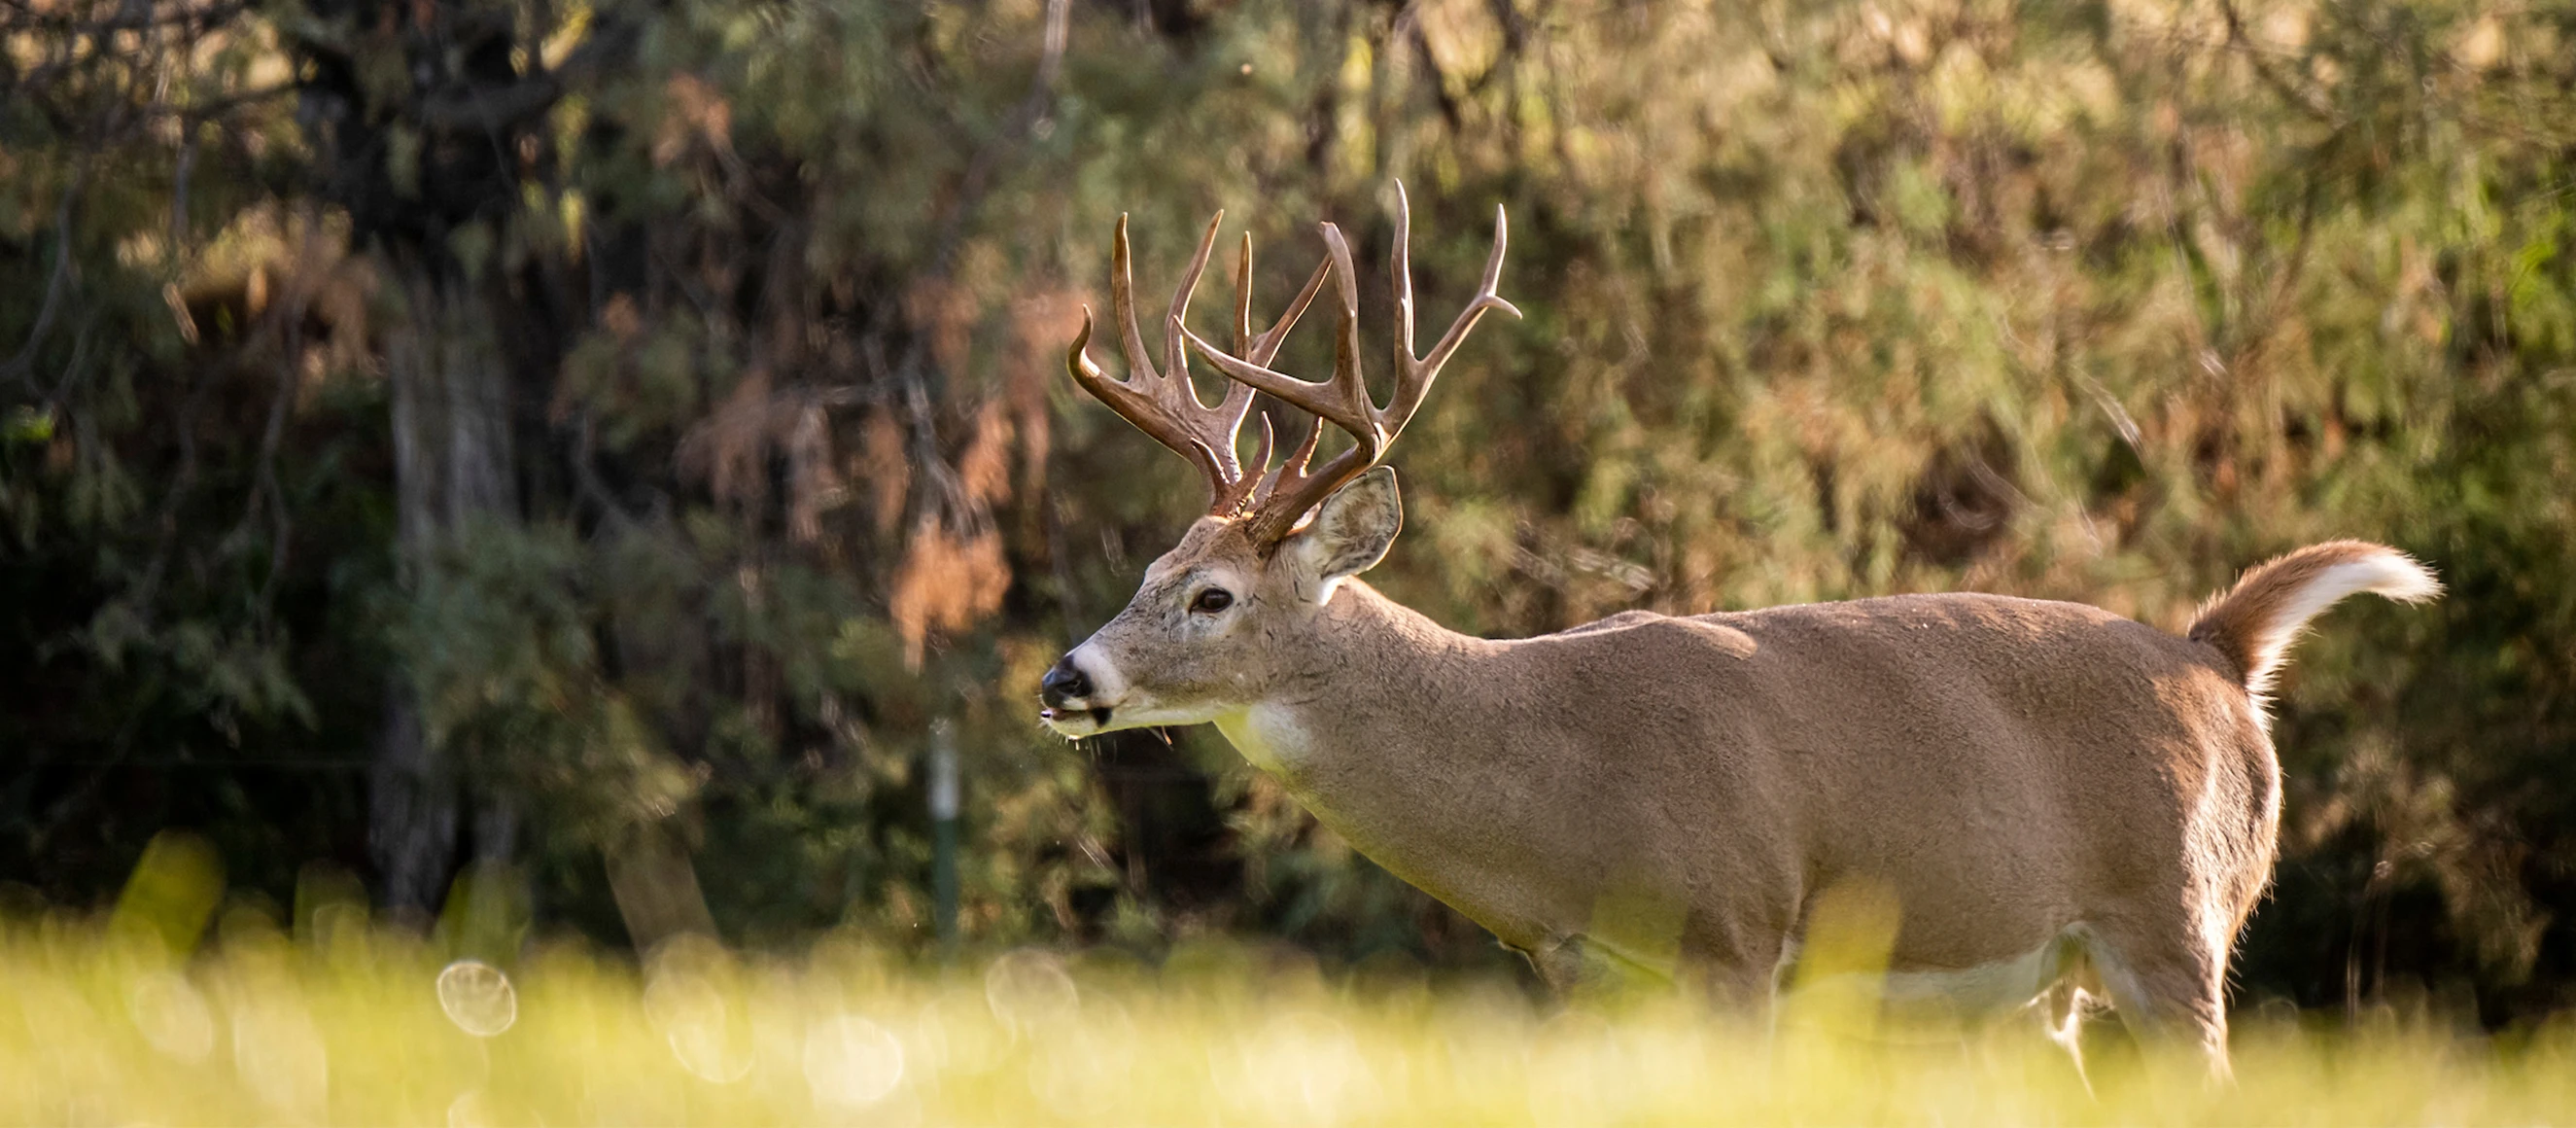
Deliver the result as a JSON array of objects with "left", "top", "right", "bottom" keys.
[
  {"left": 414, "top": 20, "right": 639, "bottom": 131},
  {"left": 2, "top": 166, "right": 85, "bottom": 389},
  {"left": 2217, "top": 0, "right": 2338, "bottom": 123}
]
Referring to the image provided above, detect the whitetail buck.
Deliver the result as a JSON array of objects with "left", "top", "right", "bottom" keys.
[{"left": 1036, "top": 187, "right": 2439, "bottom": 1075}]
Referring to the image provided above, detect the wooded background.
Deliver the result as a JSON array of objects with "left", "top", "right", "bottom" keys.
[{"left": 5, "top": 0, "right": 2572, "bottom": 1024}]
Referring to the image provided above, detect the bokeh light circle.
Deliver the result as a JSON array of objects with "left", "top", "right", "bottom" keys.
[
  {"left": 643, "top": 939, "right": 754, "bottom": 1083},
  {"left": 982, "top": 948, "right": 1078, "bottom": 1035},
  {"left": 803, "top": 1014, "right": 906, "bottom": 1109},
  {"left": 435, "top": 960, "right": 518, "bottom": 1038}
]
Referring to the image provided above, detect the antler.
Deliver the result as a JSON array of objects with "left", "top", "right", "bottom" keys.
[
  {"left": 1066, "top": 213, "right": 1330, "bottom": 516},
  {"left": 1187, "top": 183, "right": 1518, "bottom": 546}
]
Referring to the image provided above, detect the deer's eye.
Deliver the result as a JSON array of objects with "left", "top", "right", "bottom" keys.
[{"left": 1190, "top": 588, "right": 1235, "bottom": 614}]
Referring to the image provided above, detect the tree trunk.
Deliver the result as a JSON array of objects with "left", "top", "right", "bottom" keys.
[{"left": 371, "top": 269, "right": 522, "bottom": 916}]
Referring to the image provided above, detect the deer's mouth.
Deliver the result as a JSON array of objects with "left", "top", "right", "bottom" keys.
[{"left": 1038, "top": 706, "right": 1114, "bottom": 733}]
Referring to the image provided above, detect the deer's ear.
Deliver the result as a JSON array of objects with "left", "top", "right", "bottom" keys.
[{"left": 1289, "top": 467, "right": 1402, "bottom": 601}]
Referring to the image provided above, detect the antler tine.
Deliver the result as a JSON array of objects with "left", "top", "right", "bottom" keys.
[
  {"left": 1069, "top": 311, "right": 1222, "bottom": 496},
  {"left": 1163, "top": 224, "right": 1335, "bottom": 519},
  {"left": 1067, "top": 212, "right": 1258, "bottom": 514},
  {"left": 1192, "top": 223, "right": 1384, "bottom": 449},
  {"left": 1390, "top": 184, "right": 1521, "bottom": 428},
  {"left": 1235, "top": 234, "right": 1255, "bottom": 360},
  {"left": 1238, "top": 412, "right": 1277, "bottom": 502},
  {"left": 1166, "top": 213, "right": 1247, "bottom": 424},
  {"left": 1191, "top": 188, "right": 1515, "bottom": 546},
  {"left": 1189, "top": 222, "right": 1389, "bottom": 545},
  {"left": 1107, "top": 214, "right": 1154, "bottom": 385},
  {"left": 1197, "top": 229, "right": 1335, "bottom": 517},
  {"left": 1232, "top": 231, "right": 1336, "bottom": 368},
  {"left": 1168, "top": 213, "right": 1260, "bottom": 492}
]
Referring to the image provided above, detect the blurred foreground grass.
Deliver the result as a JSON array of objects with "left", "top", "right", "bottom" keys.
[
  {"left": 7, "top": 836, "right": 2573, "bottom": 1125},
  {"left": 7, "top": 915, "right": 2576, "bottom": 1126}
]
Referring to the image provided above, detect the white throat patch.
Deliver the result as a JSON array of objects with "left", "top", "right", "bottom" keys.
[{"left": 1214, "top": 705, "right": 1317, "bottom": 776}]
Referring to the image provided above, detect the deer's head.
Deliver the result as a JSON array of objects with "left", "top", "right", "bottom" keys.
[{"left": 1039, "top": 187, "right": 1515, "bottom": 736}]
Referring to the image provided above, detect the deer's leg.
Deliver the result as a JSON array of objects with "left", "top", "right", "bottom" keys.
[
  {"left": 1512, "top": 936, "right": 1584, "bottom": 993},
  {"left": 2036, "top": 975, "right": 2099, "bottom": 1097},
  {"left": 1670, "top": 892, "right": 1795, "bottom": 1026},
  {"left": 1517, "top": 926, "right": 1785, "bottom": 1028},
  {"left": 2084, "top": 917, "right": 2233, "bottom": 1083},
  {"left": 1686, "top": 929, "right": 1791, "bottom": 1031},
  {"left": 1704, "top": 957, "right": 1783, "bottom": 1030},
  {"left": 1520, "top": 933, "right": 1679, "bottom": 995},
  {"left": 2033, "top": 926, "right": 2108, "bottom": 1092}
]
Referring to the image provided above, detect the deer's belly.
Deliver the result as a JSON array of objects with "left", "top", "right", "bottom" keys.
[{"left": 1779, "top": 926, "right": 2089, "bottom": 1022}]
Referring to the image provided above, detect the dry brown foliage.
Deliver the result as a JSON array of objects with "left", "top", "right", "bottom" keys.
[{"left": 888, "top": 515, "right": 1010, "bottom": 669}]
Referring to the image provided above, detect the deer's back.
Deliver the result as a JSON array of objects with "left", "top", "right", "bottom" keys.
[{"left": 1520, "top": 592, "right": 2274, "bottom": 971}]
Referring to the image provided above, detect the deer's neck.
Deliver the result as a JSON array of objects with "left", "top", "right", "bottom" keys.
[
  {"left": 1212, "top": 582, "right": 1569, "bottom": 942},
  {"left": 1215, "top": 581, "right": 1491, "bottom": 765},
  {"left": 1215, "top": 582, "right": 1473, "bottom": 757}
]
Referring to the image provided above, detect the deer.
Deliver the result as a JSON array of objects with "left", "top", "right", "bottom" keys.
[{"left": 1034, "top": 186, "right": 2440, "bottom": 1076}]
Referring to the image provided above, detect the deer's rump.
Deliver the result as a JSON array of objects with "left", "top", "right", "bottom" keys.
[{"left": 1548, "top": 593, "right": 2274, "bottom": 981}]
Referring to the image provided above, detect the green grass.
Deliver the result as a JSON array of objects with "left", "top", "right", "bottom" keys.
[{"left": 5, "top": 914, "right": 2574, "bottom": 1127}]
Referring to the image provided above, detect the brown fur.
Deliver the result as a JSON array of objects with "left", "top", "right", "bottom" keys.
[
  {"left": 1044, "top": 504, "right": 2436, "bottom": 1075},
  {"left": 2188, "top": 540, "right": 2442, "bottom": 704}
]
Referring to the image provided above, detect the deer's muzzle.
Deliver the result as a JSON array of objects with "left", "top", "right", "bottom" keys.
[
  {"left": 1038, "top": 652, "right": 1116, "bottom": 733},
  {"left": 1039, "top": 656, "right": 1091, "bottom": 706}
]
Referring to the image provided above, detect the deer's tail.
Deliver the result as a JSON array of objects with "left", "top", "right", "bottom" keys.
[{"left": 2186, "top": 541, "right": 2440, "bottom": 701}]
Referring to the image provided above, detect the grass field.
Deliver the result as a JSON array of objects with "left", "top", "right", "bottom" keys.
[
  {"left": 4, "top": 836, "right": 2565, "bottom": 1125},
  {"left": 6, "top": 912, "right": 2574, "bottom": 1127}
]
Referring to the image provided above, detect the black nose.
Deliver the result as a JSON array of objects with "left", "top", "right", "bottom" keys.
[{"left": 1040, "top": 657, "right": 1092, "bottom": 708}]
